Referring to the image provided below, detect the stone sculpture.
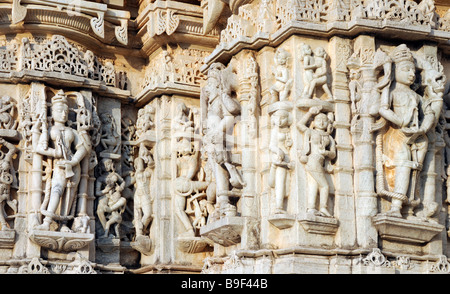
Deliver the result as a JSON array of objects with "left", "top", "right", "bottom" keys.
[
  {"left": 297, "top": 106, "right": 336, "bottom": 217},
  {"left": 269, "top": 48, "right": 293, "bottom": 103},
  {"left": 0, "top": 138, "right": 17, "bottom": 230},
  {"left": 300, "top": 45, "right": 333, "bottom": 101},
  {"left": 268, "top": 104, "right": 293, "bottom": 214},
  {"left": 200, "top": 61, "right": 244, "bottom": 219},
  {"left": 34, "top": 90, "right": 93, "bottom": 232},
  {"left": 377, "top": 44, "right": 443, "bottom": 219}
]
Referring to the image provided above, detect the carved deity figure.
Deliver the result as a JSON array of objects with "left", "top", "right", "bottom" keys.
[
  {"left": 0, "top": 138, "right": 17, "bottom": 230},
  {"left": 270, "top": 48, "right": 293, "bottom": 103},
  {"left": 201, "top": 61, "right": 244, "bottom": 218},
  {"left": 377, "top": 44, "right": 442, "bottom": 218},
  {"left": 297, "top": 106, "right": 336, "bottom": 217},
  {"left": 34, "top": 90, "right": 92, "bottom": 232},
  {"left": 300, "top": 45, "right": 333, "bottom": 101},
  {"left": 268, "top": 108, "right": 293, "bottom": 214}
]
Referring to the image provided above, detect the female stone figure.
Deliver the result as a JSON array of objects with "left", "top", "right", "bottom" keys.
[
  {"left": 133, "top": 157, "right": 153, "bottom": 238},
  {"left": 297, "top": 106, "right": 336, "bottom": 217}
]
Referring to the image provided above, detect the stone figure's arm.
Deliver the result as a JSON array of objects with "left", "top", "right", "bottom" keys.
[
  {"left": 326, "top": 136, "right": 336, "bottom": 160},
  {"left": 378, "top": 89, "right": 403, "bottom": 127},
  {"left": 66, "top": 130, "right": 89, "bottom": 166}
]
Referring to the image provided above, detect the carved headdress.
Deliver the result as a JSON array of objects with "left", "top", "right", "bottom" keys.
[
  {"left": 51, "top": 90, "right": 68, "bottom": 106},
  {"left": 391, "top": 44, "right": 414, "bottom": 64}
]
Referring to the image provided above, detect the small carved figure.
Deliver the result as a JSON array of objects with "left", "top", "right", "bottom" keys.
[
  {"left": 270, "top": 48, "right": 293, "bottom": 103},
  {"left": 302, "top": 46, "right": 333, "bottom": 101},
  {"left": 349, "top": 67, "right": 362, "bottom": 114},
  {"left": 297, "top": 106, "right": 336, "bottom": 217},
  {"left": 299, "top": 43, "right": 315, "bottom": 99},
  {"left": 0, "top": 96, "right": 17, "bottom": 130},
  {"left": 99, "top": 113, "right": 120, "bottom": 154},
  {"left": 96, "top": 158, "right": 125, "bottom": 236},
  {"left": 133, "top": 157, "right": 153, "bottom": 237},
  {"left": 0, "top": 138, "right": 17, "bottom": 230},
  {"left": 99, "top": 172, "right": 127, "bottom": 238}
]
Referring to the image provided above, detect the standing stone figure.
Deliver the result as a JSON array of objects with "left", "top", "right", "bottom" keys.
[
  {"left": 268, "top": 107, "right": 293, "bottom": 214},
  {"left": 34, "top": 90, "right": 92, "bottom": 232},
  {"left": 201, "top": 61, "right": 245, "bottom": 218},
  {"left": 377, "top": 44, "right": 441, "bottom": 218},
  {"left": 297, "top": 106, "right": 336, "bottom": 217}
]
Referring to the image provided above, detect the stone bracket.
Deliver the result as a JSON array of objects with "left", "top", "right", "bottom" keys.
[
  {"left": 200, "top": 217, "right": 243, "bottom": 247},
  {"left": 373, "top": 215, "right": 444, "bottom": 244}
]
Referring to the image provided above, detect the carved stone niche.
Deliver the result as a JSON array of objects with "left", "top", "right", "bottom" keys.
[
  {"left": 200, "top": 216, "right": 243, "bottom": 247},
  {"left": 373, "top": 215, "right": 444, "bottom": 245}
]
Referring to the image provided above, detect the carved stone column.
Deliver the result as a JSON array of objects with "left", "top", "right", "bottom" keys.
[
  {"left": 236, "top": 50, "right": 260, "bottom": 250},
  {"left": 328, "top": 36, "right": 356, "bottom": 248},
  {"left": 156, "top": 96, "right": 173, "bottom": 264},
  {"left": 350, "top": 35, "right": 379, "bottom": 249}
]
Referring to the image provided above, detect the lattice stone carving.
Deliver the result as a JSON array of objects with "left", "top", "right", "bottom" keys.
[{"left": 14, "top": 35, "right": 120, "bottom": 88}]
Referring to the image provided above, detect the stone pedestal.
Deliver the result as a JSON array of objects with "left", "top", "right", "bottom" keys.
[
  {"left": 29, "top": 230, "right": 94, "bottom": 252},
  {"left": 373, "top": 215, "right": 444, "bottom": 244},
  {"left": 200, "top": 217, "right": 243, "bottom": 247},
  {"left": 268, "top": 213, "right": 295, "bottom": 230},
  {"left": 298, "top": 214, "right": 339, "bottom": 235}
]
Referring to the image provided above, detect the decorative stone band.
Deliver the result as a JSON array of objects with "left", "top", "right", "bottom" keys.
[{"left": 0, "top": 35, "right": 129, "bottom": 96}]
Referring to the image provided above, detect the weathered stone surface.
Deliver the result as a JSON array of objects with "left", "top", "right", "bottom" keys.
[{"left": 0, "top": 0, "right": 449, "bottom": 276}]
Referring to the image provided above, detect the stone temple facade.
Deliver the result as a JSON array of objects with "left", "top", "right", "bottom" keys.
[{"left": 0, "top": 0, "right": 450, "bottom": 274}]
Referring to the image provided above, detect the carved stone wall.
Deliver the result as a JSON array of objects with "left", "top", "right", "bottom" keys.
[{"left": 0, "top": 0, "right": 449, "bottom": 275}]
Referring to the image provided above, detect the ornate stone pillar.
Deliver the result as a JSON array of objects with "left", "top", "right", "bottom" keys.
[
  {"left": 328, "top": 36, "right": 356, "bottom": 248},
  {"left": 236, "top": 50, "right": 260, "bottom": 250},
  {"left": 349, "top": 35, "right": 379, "bottom": 249}
]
